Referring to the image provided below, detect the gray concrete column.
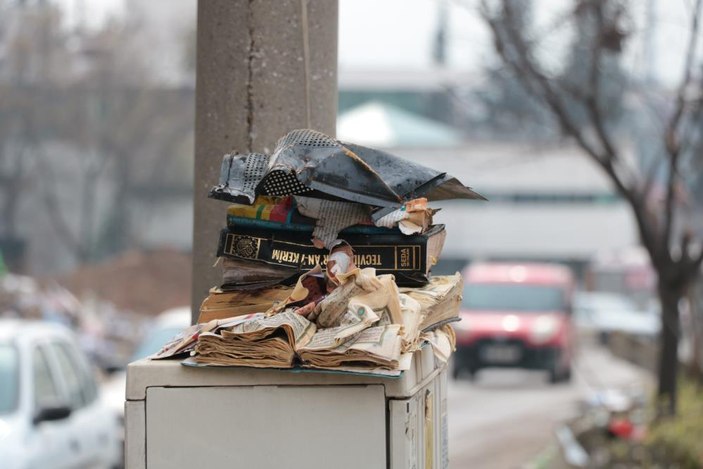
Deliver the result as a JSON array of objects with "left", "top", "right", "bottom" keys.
[{"left": 192, "top": 0, "right": 338, "bottom": 321}]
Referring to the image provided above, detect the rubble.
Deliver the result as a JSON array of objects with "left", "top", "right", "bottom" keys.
[{"left": 153, "top": 129, "right": 484, "bottom": 376}]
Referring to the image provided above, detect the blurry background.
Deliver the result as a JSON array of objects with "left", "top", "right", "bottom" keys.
[
  {"left": 2, "top": 0, "right": 675, "bottom": 307},
  {"left": 1, "top": 0, "right": 702, "bottom": 468}
]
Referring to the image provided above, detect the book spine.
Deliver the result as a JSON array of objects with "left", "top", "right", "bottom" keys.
[{"left": 216, "top": 227, "right": 441, "bottom": 278}]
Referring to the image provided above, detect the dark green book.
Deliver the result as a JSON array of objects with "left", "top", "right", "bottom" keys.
[
  {"left": 215, "top": 224, "right": 447, "bottom": 287},
  {"left": 226, "top": 215, "right": 396, "bottom": 235}
]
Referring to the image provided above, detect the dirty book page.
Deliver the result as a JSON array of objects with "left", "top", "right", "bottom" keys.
[
  {"left": 195, "top": 311, "right": 316, "bottom": 368},
  {"left": 298, "top": 324, "right": 403, "bottom": 370}
]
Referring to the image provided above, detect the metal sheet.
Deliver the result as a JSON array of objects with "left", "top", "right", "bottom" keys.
[{"left": 209, "top": 129, "right": 485, "bottom": 208}]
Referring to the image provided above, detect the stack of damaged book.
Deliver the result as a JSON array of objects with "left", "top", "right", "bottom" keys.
[{"left": 154, "top": 129, "right": 484, "bottom": 376}]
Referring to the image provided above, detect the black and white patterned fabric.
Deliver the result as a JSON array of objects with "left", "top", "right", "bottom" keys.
[
  {"left": 259, "top": 169, "right": 313, "bottom": 196},
  {"left": 241, "top": 153, "right": 269, "bottom": 194},
  {"left": 276, "top": 129, "right": 339, "bottom": 149}
]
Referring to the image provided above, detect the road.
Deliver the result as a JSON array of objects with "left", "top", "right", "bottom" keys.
[{"left": 446, "top": 340, "right": 651, "bottom": 469}]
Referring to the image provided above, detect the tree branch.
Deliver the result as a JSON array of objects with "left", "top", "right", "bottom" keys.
[
  {"left": 691, "top": 247, "right": 703, "bottom": 279},
  {"left": 481, "top": 0, "right": 658, "bottom": 258},
  {"left": 483, "top": 0, "right": 662, "bottom": 262},
  {"left": 582, "top": 2, "right": 642, "bottom": 194},
  {"left": 34, "top": 146, "right": 85, "bottom": 261},
  {"left": 679, "top": 78, "right": 703, "bottom": 161},
  {"left": 663, "top": 0, "right": 702, "bottom": 252},
  {"left": 483, "top": 1, "right": 600, "bottom": 159},
  {"left": 585, "top": 1, "right": 611, "bottom": 153},
  {"left": 642, "top": 152, "right": 661, "bottom": 201}
]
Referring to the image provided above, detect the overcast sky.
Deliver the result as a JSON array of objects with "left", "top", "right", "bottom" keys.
[
  {"left": 338, "top": 0, "right": 486, "bottom": 71},
  {"left": 58, "top": 0, "right": 699, "bottom": 86},
  {"left": 338, "top": 0, "right": 699, "bottom": 87}
]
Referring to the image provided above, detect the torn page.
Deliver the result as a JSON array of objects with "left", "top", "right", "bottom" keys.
[
  {"left": 420, "top": 325, "right": 456, "bottom": 364},
  {"left": 374, "top": 198, "right": 437, "bottom": 235},
  {"left": 294, "top": 196, "right": 371, "bottom": 248}
]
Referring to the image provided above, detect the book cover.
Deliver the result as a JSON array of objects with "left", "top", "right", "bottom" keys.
[{"left": 215, "top": 225, "right": 446, "bottom": 287}]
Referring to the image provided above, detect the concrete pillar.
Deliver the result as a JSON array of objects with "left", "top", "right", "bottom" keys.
[{"left": 192, "top": 0, "right": 338, "bottom": 321}]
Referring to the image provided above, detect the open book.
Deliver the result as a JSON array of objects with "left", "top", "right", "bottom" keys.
[
  {"left": 195, "top": 311, "right": 315, "bottom": 368},
  {"left": 197, "top": 286, "right": 292, "bottom": 323},
  {"left": 193, "top": 309, "right": 404, "bottom": 373},
  {"left": 298, "top": 324, "right": 403, "bottom": 371}
]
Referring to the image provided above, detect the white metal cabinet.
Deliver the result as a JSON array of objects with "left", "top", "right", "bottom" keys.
[
  {"left": 388, "top": 369, "right": 448, "bottom": 469},
  {"left": 125, "top": 347, "right": 447, "bottom": 469},
  {"left": 146, "top": 385, "right": 385, "bottom": 469}
]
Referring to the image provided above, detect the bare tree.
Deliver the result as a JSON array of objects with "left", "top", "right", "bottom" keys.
[
  {"left": 481, "top": 0, "right": 703, "bottom": 416},
  {"left": 0, "top": 3, "right": 71, "bottom": 268},
  {"left": 0, "top": 3, "right": 194, "bottom": 270}
]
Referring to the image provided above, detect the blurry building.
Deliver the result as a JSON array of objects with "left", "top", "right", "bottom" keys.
[
  {"left": 338, "top": 103, "right": 638, "bottom": 277},
  {"left": 339, "top": 68, "right": 478, "bottom": 131},
  {"left": 0, "top": 0, "right": 644, "bottom": 283},
  {"left": 337, "top": 100, "right": 462, "bottom": 148}
]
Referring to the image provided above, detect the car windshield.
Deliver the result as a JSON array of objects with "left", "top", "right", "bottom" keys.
[
  {"left": 131, "top": 327, "right": 186, "bottom": 362},
  {"left": 462, "top": 283, "right": 566, "bottom": 312},
  {"left": 0, "top": 343, "right": 19, "bottom": 415}
]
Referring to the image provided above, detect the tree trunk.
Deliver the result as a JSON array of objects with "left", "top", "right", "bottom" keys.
[
  {"left": 686, "top": 285, "right": 703, "bottom": 383},
  {"left": 1, "top": 183, "right": 19, "bottom": 238},
  {"left": 1, "top": 145, "right": 25, "bottom": 239},
  {"left": 657, "top": 279, "right": 682, "bottom": 416},
  {"left": 78, "top": 172, "right": 95, "bottom": 263}
]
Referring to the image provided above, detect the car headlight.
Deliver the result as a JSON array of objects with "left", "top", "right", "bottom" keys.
[
  {"left": 502, "top": 314, "right": 520, "bottom": 332},
  {"left": 531, "top": 315, "right": 558, "bottom": 344}
]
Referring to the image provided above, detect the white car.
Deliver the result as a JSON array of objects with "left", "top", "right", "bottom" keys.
[
  {"left": 0, "top": 319, "right": 121, "bottom": 469},
  {"left": 101, "top": 307, "right": 192, "bottom": 460},
  {"left": 574, "top": 291, "right": 660, "bottom": 342}
]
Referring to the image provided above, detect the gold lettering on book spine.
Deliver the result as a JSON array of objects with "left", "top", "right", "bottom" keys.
[
  {"left": 399, "top": 248, "right": 411, "bottom": 269},
  {"left": 271, "top": 249, "right": 300, "bottom": 265},
  {"left": 225, "top": 232, "right": 423, "bottom": 271},
  {"left": 392, "top": 245, "right": 421, "bottom": 271},
  {"left": 300, "top": 254, "right": 321, "bottom": 267},
  {"left": 354, "top": 254, "right": 383, "bottom": 267}
]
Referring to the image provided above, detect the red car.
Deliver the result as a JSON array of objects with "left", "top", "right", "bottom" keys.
[{"left": 453, "top": 262, "right": 575, "bottom": 383}]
